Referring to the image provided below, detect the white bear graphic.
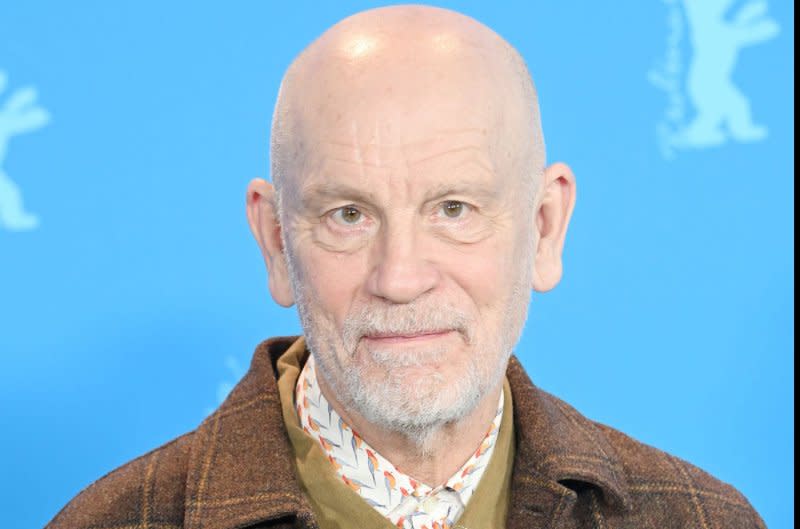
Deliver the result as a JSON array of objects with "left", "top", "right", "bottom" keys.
[
  {"left": 675, "top": 0, "right": 780, "bottom": 148},
  {"left": 650, "top": 0, "right": 780, "bottom": 157},
  {"left": 0, "top": 70, "right": 51, "bottom": 231}
]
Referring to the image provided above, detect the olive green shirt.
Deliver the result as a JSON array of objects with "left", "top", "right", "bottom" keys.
[{"left": 276, "top": 338, "right": 516, "bottom": 529}]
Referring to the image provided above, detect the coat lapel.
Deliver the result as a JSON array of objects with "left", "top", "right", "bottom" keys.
[
  {"left": 184, "top": 336, "right": 316, "bottom": 529},
  {"left": 183, "top": 337, "right": 631, "bottom": 529},
  {"left": 505, "top": 356, "right": 632, "bottom": 527}
]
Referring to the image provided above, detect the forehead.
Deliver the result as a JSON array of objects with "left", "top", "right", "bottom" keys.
[
  {"left": 284, "top": 110, "right": 523, "bottom": 210},
  {"left": 313, "top": 128, "right": 491, "bottom": 168},
  {"left": 304, "top": 73, "right": 499, "bottom": 141},
  {"left": 277, "top": 30, "right": 539, "bottom": 200},
  {"left": 292, "top": 80, "right": 516, "bottom": 190}
]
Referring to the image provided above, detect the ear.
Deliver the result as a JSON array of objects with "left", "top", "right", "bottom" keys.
[
  {"left": 245, "top": 178, "right": 295, "bottom": 307},
  {"left": 532, "top": 162, "right": 577, "bottom": 292}
]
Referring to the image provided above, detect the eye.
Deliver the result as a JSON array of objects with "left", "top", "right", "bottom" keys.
[
  {"left": 440, "top": 200, "right": 467, "bottom": 219},
  {"left": 330, "top": 205, "right": 365, "bottom": 225}
]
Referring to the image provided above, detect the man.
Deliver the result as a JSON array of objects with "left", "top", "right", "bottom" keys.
[{"left": 46, "top": 5, "right": 765, "bottom": 529}]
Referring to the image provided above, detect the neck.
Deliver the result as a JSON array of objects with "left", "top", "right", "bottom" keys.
[{"left": 316, "top": 372, "right": 504, "bottom": 487}]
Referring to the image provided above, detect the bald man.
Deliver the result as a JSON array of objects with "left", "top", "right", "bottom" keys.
[{"left": 46, "top": 6, "right": 764, "bottom": 529}]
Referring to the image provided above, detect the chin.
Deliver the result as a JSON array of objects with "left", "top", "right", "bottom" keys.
[{"left": 349, "top": 361, "right": 484, "bottom": 432}]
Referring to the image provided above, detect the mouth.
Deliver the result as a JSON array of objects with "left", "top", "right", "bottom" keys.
[{"left": 362, "top": 329, "right": 455, "bottom": 344}]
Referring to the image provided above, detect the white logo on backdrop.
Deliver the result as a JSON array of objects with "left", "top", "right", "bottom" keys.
[
  {"left": 649, "top": 0, "right": 780, "bottom": 158},
  {"left": 0, "top": 70, "right": 50, "bottom": 231},
  {"left": 205, "top": 355, "right": 246, "bottom": 415}
]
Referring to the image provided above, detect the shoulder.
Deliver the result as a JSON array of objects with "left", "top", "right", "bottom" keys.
[
  {"left": 44, "top": 431, "right": 194, "bottom": 529},
  {"left": 507, "top": 360, "right": 767, "bottom": 527},
  {"left": 592, "top": 420, "right": 766, "bottom": 529}
]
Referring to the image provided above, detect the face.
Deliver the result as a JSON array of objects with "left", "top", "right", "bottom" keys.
[{"left": 276, "top": 55, "right": 538, "bottom": 434}]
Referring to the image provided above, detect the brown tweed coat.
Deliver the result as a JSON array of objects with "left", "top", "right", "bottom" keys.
[{"left": 45, "top": 336, "right": 765, "bottom": 529}]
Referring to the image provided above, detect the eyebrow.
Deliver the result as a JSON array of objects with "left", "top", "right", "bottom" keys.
[
  {"left": 420, "top": 180, "right": 502, "bottom": 203},
  {"left": 298, "top": 179, "right": 501, "bottom": 213},
  {"left": 298, "top": 182, "right": 379, "bottom": 210}
]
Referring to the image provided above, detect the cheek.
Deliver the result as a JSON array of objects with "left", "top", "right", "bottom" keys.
[
  {"left": 442, "top": 238, "right": 517, "bottom": 312},
  {"left": 298, "top": 245, "right": 368, "bottom": 319}
]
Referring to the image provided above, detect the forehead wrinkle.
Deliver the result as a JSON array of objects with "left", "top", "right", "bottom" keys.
[
  {"left": 319, "top": 141, "right": 390, "bottom": 169},
  {"left": 448, "top": 156, "right": 496, "bottom": 179},
  {"left": 316, "top": 157, "right": 393, "bottom": 188},
  {"left": 401, "top": 128, "right": 487, "bottom": 149},
  {"left": 374, "top": 116, "right": 383, "bottom": 167},
  {"left": 322, "top": 155, "right": 385, "bottom": 169},
  {"left": 400, "top": 129, "right": 492, "bottom": 163},
  {"left": 421, "top": 180, "right": 502, "bottom": 203},
  {"left": 405, "top": 145, "right": 494, "bottom": 171},
  {"left": 350, "top": 120, "right": 370, "bottom": 175}
]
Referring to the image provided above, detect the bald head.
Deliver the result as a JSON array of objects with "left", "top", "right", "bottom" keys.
[{"left": 270, "top": 5, "right": 545, "bottom": 212}]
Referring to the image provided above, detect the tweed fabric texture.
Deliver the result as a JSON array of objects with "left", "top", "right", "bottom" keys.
[{"left": 45, "top": 336, "right": 767, "bottom": 529}]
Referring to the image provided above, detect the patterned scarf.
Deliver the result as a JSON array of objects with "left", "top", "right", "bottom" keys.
[{"left": 295, "top": 354, "right": 504, "bottom": 529}]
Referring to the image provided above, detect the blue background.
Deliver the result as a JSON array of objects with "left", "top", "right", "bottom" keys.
[{"left": 0, "top": 2, "right": 793, "bottom": 528}]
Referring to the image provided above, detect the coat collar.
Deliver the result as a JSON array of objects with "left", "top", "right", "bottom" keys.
[
  {"left": 504, "top": 356, "right": 632, "bottom": 520},
  {"left": 184, "top": 337, "right": 631, "bottom": 529}
]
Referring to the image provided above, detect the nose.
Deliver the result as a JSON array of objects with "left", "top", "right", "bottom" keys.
[{"left": 367, "top": 221, "right": 440, "bottom": 304}]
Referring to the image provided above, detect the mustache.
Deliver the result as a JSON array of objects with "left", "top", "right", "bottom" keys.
[{"left": 341, "top": 301, "right": 473, "bottom": 345}]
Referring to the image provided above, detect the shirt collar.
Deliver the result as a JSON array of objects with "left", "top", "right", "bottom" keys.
[{"left": 183, "top": 336, "right": 630, "bottom": 529}]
